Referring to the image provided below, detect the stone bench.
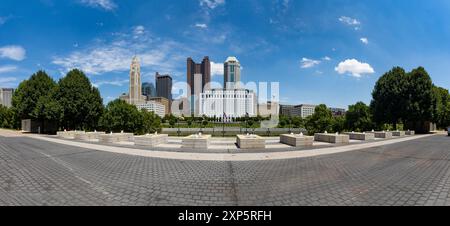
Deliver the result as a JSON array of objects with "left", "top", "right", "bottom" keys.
[
  {"left": 182, "top": 134, "right": 211, "bottom": 149},
  {"left": 314, "top": 133, "right": 350, "bottom": 144},
  {"left": 367, "top": 131, "right": 393, "bottom": 139},
  {"left": 280, "top": 134, "right": 314, "bottom": 147},
  {"left": 99, "top": 133, "right": 135, "bottom": 143},
  {"left": 343, "top": 132, "right": 375, "bottom": 141},
  {"left": 405, "top": 130, "right": 415, "bottom": 135},
  {"left": 237, "top": 135, "right": 266, "bottom": 149},
  {"left": 74, "top": 132, "right": 105, "bottom": 141},
  {"left": 392, "top": 131, "right": 406, "bottom": 137},
  {"left": 134, "top": 134, "right": 168, "bottom": 147},
  {"left": 57, "top": 131, "right": 85, "bottom": 139}
]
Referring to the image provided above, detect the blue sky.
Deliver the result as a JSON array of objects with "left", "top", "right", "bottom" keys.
[{"left": 1, "top": 0, "right": 450, "bottom": 108}]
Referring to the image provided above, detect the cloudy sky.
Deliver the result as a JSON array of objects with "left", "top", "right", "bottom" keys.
[{"left": 1, "top": 0, "right": 450, "bottom": 108}]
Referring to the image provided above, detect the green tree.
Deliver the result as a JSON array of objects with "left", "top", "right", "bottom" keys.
[
  {"left": 141, "top": 109, "right": 162, "bottom": 134},
  {"left": 332, "top": 116, "right": 346, "bottom": 133},
  {"left": 0, "top": 105, "right": 14, "bottom": 128},
  {"left": 292, "top": 116, "right": 304, "bottom": 128},
  {"left": 12, "top": 70, "right": 62, "bottom": 131},
  {"left": 403, "top": 67, "right": 435, "bottom": 131},
  {"left": 305, "top": 104, "right": 333, "bottom": 135},
  {"left": 345, "top": 102, "right": 373, "bottom": 132},
  {"left": 57, "top": 69, "right": 104, "bottom": 130},
  {"left": 370, "top": 67, "right": 408, "bottom": 129},
  {"left": 99, "top": 99, "right": 142, "bottom": 133},
  {"left": 432, "top": 86, "right": 450, "bottom": 128}
]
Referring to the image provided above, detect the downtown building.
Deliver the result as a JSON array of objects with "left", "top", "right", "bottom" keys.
[
  {"left": 198, "top": 56, "right": 256, "bottom": 119},
  {"left": 0, "top": 88, "right": 14, "bottom": 108},
  {"left": 120, "top": 56, "right": 166, "bottom": 117},
  {"left": 187, "top": 56, "right": 211, "bottom": 115}
]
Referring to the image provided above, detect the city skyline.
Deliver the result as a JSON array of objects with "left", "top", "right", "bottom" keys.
[{"left": 1, "top": 0, "right": 450, "bottom": 109}]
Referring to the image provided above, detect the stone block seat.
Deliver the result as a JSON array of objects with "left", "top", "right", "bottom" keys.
[
  {"left": 280, "top": 133, "right": 314, "bottom": 147},
  {"left": 405, "top": 130, "right": 415, "bottom": 136},
  {"left": 74, "top": 131, "right": 105, "bottom": 141},
  {"left": 236, "top": 134, "right": 266, "bottom": 149},
  {"left": 392, "top": 131, "right": 406, "bottom": 137},
  {"left": 343, "top": 132, "right": 375, "bottom": 141},
  {"left": 134, "top": 133, "right": 168, "bottom": 147},
  {"left": 314, "top": 132, "right": 350, "bottom": 144},
  {"left": 366, "top": 131, "right": 393, "bottom": 139},
  {"left": 99, "top": 132, "right": 135, "bottom": 143},
  {"left": 182, "top": 134, "right": 211, "bottom": 149},
  {"left": 57, "top": 130, "right": 85, "bottom": 139}
]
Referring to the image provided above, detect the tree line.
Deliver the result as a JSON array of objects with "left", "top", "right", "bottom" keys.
[
  {"left": 277, "top": 66, "right": 450, "bottom": 134},
  {"left": 1, "top": 66, "right": 449, "bottom": 134},
  {"left": 1, "top": 69, "right": 161, "bottom": 134}
]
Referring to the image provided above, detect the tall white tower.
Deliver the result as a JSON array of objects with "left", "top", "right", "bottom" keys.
[
  {"left": 224, "top": 56, "right": 241, "bottom": 89},
  {"left": 129, "top": 56, "right": 142, "bottom": 104}
]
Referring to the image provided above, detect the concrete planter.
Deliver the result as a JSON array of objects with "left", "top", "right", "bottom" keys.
[
  {"left": 392, "top": 131, "right": 406, "bottom": 137},
  {"left": 280, "top": 134, "right": 314, "bottom": 147},
  {"left": 74, "top": 132, "right": 105, "bottom": 141},
  {"left": 134, "top": 134, "right": 168, "bottom": 147},
  {"left": 405, "top": 130, "right": 415, "bottom": 136},
  {"left": 236, "top": 135, "right": 266, "bottom": 149},
  {"left": 57, "top": 131, "right": 85, "bottom": 139},
  {"left": 99, "top": 133, "right": 134, "bottom": 143},
  {"left": 367, "top": 131, "right": 393, "bottom": 139},
  {"left": 182, "top": 135, "right": 211, "bottom": 149},
  {"left": 343, "top": 132, "right": 375, "bottom": 141},
  {"left": 314, "top": 133, "right": 350, "bottom": 144}
]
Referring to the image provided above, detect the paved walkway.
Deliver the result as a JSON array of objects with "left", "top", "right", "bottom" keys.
[
  {"left": 27, "top": 133, "right": 433, "bottom": 161},
  {"left": 0, "top": 134, "right": 450, "bottom": 205}
]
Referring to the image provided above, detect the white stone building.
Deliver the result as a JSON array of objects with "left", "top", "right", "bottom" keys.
[
  {"left": 135, "top": 101, "right": 166, "bottom": 118},
  {"left": 199, "top": 89, "right": 256, "bottom": 118}
]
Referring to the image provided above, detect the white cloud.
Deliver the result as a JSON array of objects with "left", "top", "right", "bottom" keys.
[
  {"left": 211, "top": 61, "right": 223, "bottom": 76},
  {"left": 195, "top": 23, "right": 208, "bottom": 29},
  {"left": 199, "top": 0, "right": 225, "bottom": 9},
  {"left": 52, "top": 26, "right": 192, "bottom": 76},
  {"left": 339, "top": 16, "right": 361, "bottom": 30},
  {"left": 0, "top": 45, "right": 26, "bottom": 61},
  {"left": 0, "top": 76, "right": 16, "bottom": 83},
  {"left": 92, "top": 79, "right": 129, "bottom": 88},
  {"left": 360, "top": 37, "right": 369, "bottom": 44},
  {"left": 322, "top": 56, "right": 331, "bottom": 61},
  {"left": 133, "top": 25, "right": 145, "bottom": 35},
  {"left": 79, "top": 0, "right": 117, "bottom": 11},
  {"left": 0, "top": 65, "right": 17, "bottom": 74},
  {"left": 339, "top": 16, "right": 361, "bottom": 26},
  {"left": 335, "top": 59, "right": 374, "bottom": 78},
  {"left": 300, "top": 58, "right": 321, "bottom": 68}
]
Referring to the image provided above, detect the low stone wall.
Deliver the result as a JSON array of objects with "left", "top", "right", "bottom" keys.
[
  {"left": 368, "top": 131, "right": 393, "bottom": 139},
  {"left": 99, "top": 133, "right": 134, "bottom": 143},
  {"left": 57, "top": 131, "right": 85, "bottom": 139},
  {"left": 182, "top": 135, "right": 211, "bottom": 149},
  {"left": 343, "top": 132, "right": 375, "bottom": 141},
  {"left": 134, "top": 134, "right": 168, "bottom": 147},
  {"left": 280, "top": 134, "right": 314, "bottom": 147},
  {"left": 406, "top": 130, "right": 415, "bottom": 136},
  {"left": 162, "top": 127, "right": 307, "bottom": 137},
  {"left": 236, "top": 135, "right": 266, "bottom": 149},
  {"left": 392, "top": 131, "right": 406, "bottom": 137},
  {"left": 74, "top": 132, "right": 105, "bottom": 141},
  {"left": 314, "top": 133, "right": 350, "bottom": 144}
]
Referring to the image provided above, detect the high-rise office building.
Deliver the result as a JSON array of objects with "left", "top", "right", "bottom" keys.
[
  {"left": 0, "top": 88, "right": 14, "bottom": 108},
  {"left": 187, "top": 57, "right": 211, "bottom": 115},
  {"left": 129, "top": 56, "right": 142, "bottom": 104},
  {"left": 224, "top": 56, "right": 241, "bottom": 89},
  {"left": 156, "top": 72, "right": 172, "bottom": 102},
  {"left": 142, "top": 82, "right": 156, "bottom": 100},
  {"left": 187, "top": 56, "right": 211, "bottom": 95}
]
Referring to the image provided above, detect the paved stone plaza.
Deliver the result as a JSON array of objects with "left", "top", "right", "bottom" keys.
[{"left": 1, "top": 132, "right": 450, "bottom": 206}]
